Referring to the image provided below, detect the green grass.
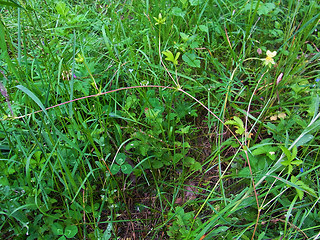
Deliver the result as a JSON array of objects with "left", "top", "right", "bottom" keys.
[{"left": 0, "top": 0, "right": 320, "bottom": 239}]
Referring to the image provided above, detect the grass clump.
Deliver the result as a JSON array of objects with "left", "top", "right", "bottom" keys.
[{"left": 0, "top": 0, "right": 320, "bottom": 239}]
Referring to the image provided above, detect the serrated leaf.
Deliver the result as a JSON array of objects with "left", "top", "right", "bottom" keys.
[
  {"left": 235, "top": 128, "right": 245, "bottom": 135},
  {"left": 190, "top": 161, "right": 202, "bottom": 172},
  {"left": 291, "top": 176, "right": 317, "bottom": 200},
  {"left": 225, "top": 117, "right": 244, "bottom": 135},
  {"left": 182, "top": 52, "right": 200, "bottom": 68}
]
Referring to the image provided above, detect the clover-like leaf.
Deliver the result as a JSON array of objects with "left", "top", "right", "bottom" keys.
[
  {"left": 64, "top": 225, "right": 78, "bottom": 238},
  {"left": 52, "top": 222, "right": 64, "bottom": 236},
  {"left": 110, "top": 164, "right": 120, "bottom": 175},
  {"left": 121, "top": 163, "right": 133, "bottom": 174},
  {"left": 115, "top": 153, "right": 126, "bottom": 165}
]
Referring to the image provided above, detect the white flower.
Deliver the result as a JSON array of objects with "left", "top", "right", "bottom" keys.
[{"left": 262, "top": 50, "right": 277, "bottom": 67}]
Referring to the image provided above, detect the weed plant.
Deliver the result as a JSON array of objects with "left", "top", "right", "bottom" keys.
[{"left": 0, "top": 0, "right": 320, "bottom": 239}]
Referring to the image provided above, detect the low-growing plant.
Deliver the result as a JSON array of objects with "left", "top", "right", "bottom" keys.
[{"left": 0, "top": 0, "right": 319, "bottom": 239}]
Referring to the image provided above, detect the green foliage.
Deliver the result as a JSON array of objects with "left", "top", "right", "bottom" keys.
[
  {"left": 110, "top": 153, "right": 133, "bottom": 175},
  {"left": 280, "top": 146, "right": 302, "bottom": 175},
  {"left": 225, "top": 116, "right": 245, "bottom": 135},
  {"left": 162, "top": 50, "right": 181, "bottom": 65},
  {"left": 167, "top": 206, "right": 202, "bottom": 239},
  {"left": 0, "top": 0, "right": 319, "bottom": 239}
]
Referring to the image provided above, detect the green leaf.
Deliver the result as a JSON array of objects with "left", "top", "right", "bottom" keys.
[
  {"left": 183, "top": 157, "right": 195, "bottom": 166},
  {"left": 55, "top": 1, "right": 69, "bottom": 16},
  {"left": 110, "top": 164, "right": 120, "bottom": 175},
  {"left": 121, "top": 164, "right": 133, "bottom": 174},
  {"left": 115, "top": 153, "right": 126, "bottom": 165},
  {"left": 171, "top": 7, "right": 185, "bottom": 18},
  {"left": 257, "top": 2, "right": 275, "bottom": 16},
  {"left": 182, "top": 52, "right": 200, "bottom": 68},
  {"left": 233, "top": 116, "right": 244, "bottom": 129},
  {"left": 281, "top": 158, "right": 291, "bottom": 167},
  {"left": 182, "top": 142, "right": 190, "bottom": 148},
  {"left": 225, "top": 120, "right": 237, "bottom": 125},
  {"left": 16, "top": 85, "right": 49, "bottom": 117},
  {"left": 180, "top": 32, "right": 189, "bottom": 42},
  {"left": 126, "top": 140, "right": 141, "bottom": 151},
  {"left": 176, "top": 126, "right": 190, "bottom": 134},
  {"left": 173, "top": 154, "right": 183, "bottom": 164},
  {"left": 103, "top": 223, "right": 112, "bottom": 240},
  {"left": 174, "top": 52, "right": 181, "bottom": 64},
  {"left": 252, "top": 146, "right": 277, "bottom": 156},
  {"left": 162, "top": 50, "right": 180, "bottom": 65},
  {"left": 52, "top": 222, "right": 64, "bottom": 236},
  {"left": 64, "top": 225, "right": 78, "bottom": 238},
  {"left": 225, "top": 116, "right": 245, "bottom": 135},
  {"left": 162, "top": 50, "right": 174, "bottom": 61},
  {"left": 0, "top": 0, "right": 24, "bottom": 8},
  {"left": 199, "top": 25, "right": 208, "bottom": 33},
  {"left": 189, "top": 0, "right": 203, "bottom": 6},
  {"left": 291, "top": 160, "right": 303, "bottom": 166},
  {"left": 190, "top": 161, "right": 202, "bottom": 172},
  {"left": 280, "top": 146, "right": 292, "bottom": 161},
  {"left": 238, "top": 167, "right": 251, "bottom": 178},
  {"left": 295, "top": 134, "right": 314, "bottom": 147},
  {"left": 180, "top": 0, "right": 188, "bottom": 5},
  {"left": 152, "top": 160, "right": 163, "bottom": 169},
  {"left": 291, "top": 146, "right": 297, "bottom": 160}
]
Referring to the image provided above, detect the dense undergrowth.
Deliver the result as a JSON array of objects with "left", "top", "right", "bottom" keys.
[{"left": 0, "top": 0, "right": 320, "bottom": 239}]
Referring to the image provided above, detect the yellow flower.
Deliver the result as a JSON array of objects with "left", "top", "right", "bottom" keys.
[
  {"left": 153, "top": 13, "right": 166, "bottom": 25},
  {"left": 75, "top": 53, "right": 84, "bottom": 63},
  {"left": 262, "top": 50, "right": 277, "bottom": 67}
]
